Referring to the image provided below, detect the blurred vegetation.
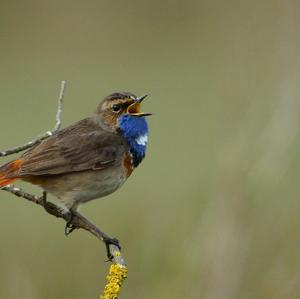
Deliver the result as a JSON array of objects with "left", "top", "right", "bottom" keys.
[{"left": 0, "top": 1, "right": 299, "bottom": 298}]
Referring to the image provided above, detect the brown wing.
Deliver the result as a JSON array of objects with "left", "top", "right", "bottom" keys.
[{"left": 17, "top": 118, "right": 126, "bottom": 177}]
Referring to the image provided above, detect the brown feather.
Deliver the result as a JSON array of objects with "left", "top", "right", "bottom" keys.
[{"left": 15, "top": 118, "right": 128, "bottom": 177}]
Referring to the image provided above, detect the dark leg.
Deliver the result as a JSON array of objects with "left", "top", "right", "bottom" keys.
[
  {"left": 41, "top": 191, "right": 66, "bottom": 215},
  {"left": 41, "top": 191, "right": 56, "bottom": 214},
  {"left": 41, "top": 191, "right": 48, "bottom": 205}
]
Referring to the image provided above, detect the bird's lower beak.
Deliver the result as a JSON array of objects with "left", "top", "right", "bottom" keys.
[{"left": 126, "top": 95, "right": 152, "bottom": 116}]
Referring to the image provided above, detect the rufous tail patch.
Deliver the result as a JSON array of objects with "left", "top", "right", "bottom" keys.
[
  {"left": 0, "top": 159, "right": 23, "bottom": 187},
  {"left": 0, "top": 178, "right": 17, "bottom": 187},
  {"left": 10, "top": 159, "right": 23, "bottom": 171}
]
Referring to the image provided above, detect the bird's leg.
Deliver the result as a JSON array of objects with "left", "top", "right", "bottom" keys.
[
  {"left": 41, "top": 191, "right": 57, "bottom": 214},
  {"left": 41, "top": 191, "right": 48, "bottom": 206},
  {"left": 41, "top": 191, "right": 69, "bottom": 219}
]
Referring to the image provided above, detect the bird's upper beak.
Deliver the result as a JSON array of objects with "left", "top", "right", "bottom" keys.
[{"left": 126, "top": 95, "right": 152, "bottom": 117}]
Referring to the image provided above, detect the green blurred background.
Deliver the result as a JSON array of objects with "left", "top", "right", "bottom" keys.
[{"left": 0, "top": 1, "right": 300, "bottom": 298}]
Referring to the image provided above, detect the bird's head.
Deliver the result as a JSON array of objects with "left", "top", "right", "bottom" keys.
[
  {"left": 96, "top": 92, "right": 151, "bottom": 131},
  {"left": 96, "top": 91, "right": 151, "bottom": 167}
]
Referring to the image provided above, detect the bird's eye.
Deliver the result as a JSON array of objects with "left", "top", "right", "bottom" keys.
[{"left": 112, "top": 104, "right": 121, "bottom": 112}]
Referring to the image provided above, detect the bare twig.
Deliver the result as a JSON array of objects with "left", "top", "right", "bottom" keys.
[
  {"left": 0, "top": 81, "right": 66, "bottom": 157},
  {"left": 1, "top": 184, "right": 42, "bottom": 205},
  {"left": 0, "top": 81, "right": 127, "bottom": 298},
  {"left": 53, "top": 80, "right": 65, "bottom": 131}
]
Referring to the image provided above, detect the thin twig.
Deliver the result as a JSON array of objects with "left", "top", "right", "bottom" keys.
[
  {"left": 0, "top": 81, "right": 66, "bottom": 157},
  {"left": 1, "top": 185, "right": 42, "bottom": 205},
  {"left": 53, "top": 80, "right": 65, "bottom": 131}
]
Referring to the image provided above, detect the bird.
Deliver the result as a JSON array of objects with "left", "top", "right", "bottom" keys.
[{"left": 0, "top": 91, "right": 151, "bottom": 246}]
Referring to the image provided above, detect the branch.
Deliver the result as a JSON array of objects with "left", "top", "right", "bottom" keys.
[
  {"left": 0, "top": 81, "right": 127, "bottom": 299},
  {"left": 1, "top": 185, "right": 125, "bottom": 264}
]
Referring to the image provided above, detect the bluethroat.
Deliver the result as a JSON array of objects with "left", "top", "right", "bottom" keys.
[{"left": 0, "top": 92, "right": 150, "bottom": 242}]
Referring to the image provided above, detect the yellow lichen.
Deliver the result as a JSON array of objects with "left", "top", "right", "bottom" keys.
[{"left": 100, "top": 264, "right": 128, "bottom": 299}]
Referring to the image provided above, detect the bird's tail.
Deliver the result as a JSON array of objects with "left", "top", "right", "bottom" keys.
[{"left": 0, "top": 159, "right": 23, "bottom": 187}]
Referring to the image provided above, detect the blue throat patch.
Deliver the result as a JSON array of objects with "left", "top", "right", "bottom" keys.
[{"left": 119, "top": 114, "right": 148, "bottom": 167}]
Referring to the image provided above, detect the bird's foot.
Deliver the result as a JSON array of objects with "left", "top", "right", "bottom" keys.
[
  {"left": 65, "top": 222, "right": 77, "bottom": 236},
  {"left": 65, "top": 211, "right": 79, "bottom": 236},
  {"left": 103, "top": 236, "right": 121, "bottom": 261}
]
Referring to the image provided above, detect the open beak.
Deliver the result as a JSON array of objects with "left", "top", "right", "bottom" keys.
[{"left": 126, "top": 94, "right": 152, "bottom": 116}]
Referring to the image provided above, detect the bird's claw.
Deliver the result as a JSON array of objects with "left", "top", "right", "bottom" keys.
[
  {"left": 104, "top": 237, "right": 121, "bottom": 261},
  {"left": 64, "top": 222, "right": 78, "bottom": 236},
  {"left": 64, "top": 211, "right": 78, "bottom": 236}
]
